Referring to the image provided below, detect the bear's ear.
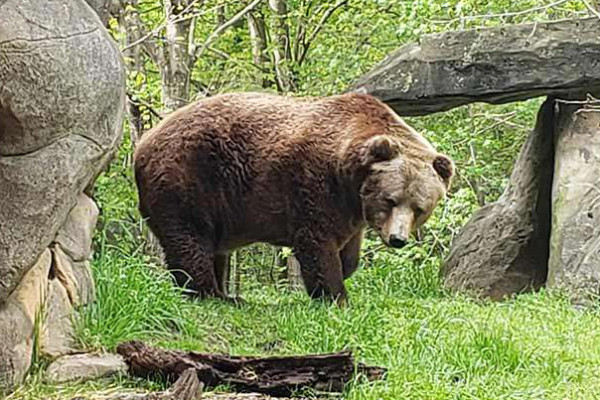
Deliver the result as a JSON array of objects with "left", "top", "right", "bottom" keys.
[
  {"left": 433, "top": 155, "right": 454, "bottom": 187},
  {"left": 362, "top": 135, "right": 400, "bottom": 166}
]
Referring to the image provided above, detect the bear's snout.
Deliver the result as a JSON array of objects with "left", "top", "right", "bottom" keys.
[{"left": 388, "top": 234, "right": 408, "bottom": 248}]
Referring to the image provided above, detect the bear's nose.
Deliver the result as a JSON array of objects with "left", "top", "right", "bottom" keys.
[{"left": 389, "top": 235, "right": 407, "bottom": 248}]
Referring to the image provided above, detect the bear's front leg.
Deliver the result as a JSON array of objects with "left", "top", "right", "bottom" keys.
[
  {"left": 294, "top": 244, "right": 348, "bottom": 305},
  {"left": 340, "top": 230, "right": 363, "bottom": 280}
]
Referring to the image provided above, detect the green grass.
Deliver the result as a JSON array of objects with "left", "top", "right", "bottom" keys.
[
  {"left": 10, "top": 227, "right": 600, "bottom": 399},
  {"left": 8, "top": 99, "right": 600, "bottom": 399}
]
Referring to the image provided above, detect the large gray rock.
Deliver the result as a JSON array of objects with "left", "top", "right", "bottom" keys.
[
  {"left": 548, "top": 98, "right": 600, "bottom": 304},
  {"left": 442, "top": 99, "right": 555, "bottom": 299},
  {"left": 45, "top": 353, "right": 128, "bottom": 384},
  {"left": 351, "top": 18, "right": 600, "bottom": 116},
  {"left": 0, "top": 0, "right": 125, "bottom": 303},
  {"left": 0, "top": 250, "right": 52, "bottom": 387}
]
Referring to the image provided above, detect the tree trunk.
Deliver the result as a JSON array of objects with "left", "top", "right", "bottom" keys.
[
  {"left": 161, "top": 0, "right": 194, "bottom": 112},
  {"left": 268, "top": 0, "right": 295, "bottom": 92},
  {"left": 216, "top": 2, "right": 226, "bottom": 27},
  {"left": 287, "top": 255, "right": 304, "bottom": 290},
  {"left": 112, "top": 0, "right": 147, "bottom": 144},
  {"left": 247, "top": 10, "right": 271, "bottom": 88}
]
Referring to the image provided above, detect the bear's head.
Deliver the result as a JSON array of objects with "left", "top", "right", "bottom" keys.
[{"left": 358, "top": 129, "right": 454, "bottom": 249}]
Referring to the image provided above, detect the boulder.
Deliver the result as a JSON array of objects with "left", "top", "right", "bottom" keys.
[
  {"left": 547, "top": 98, "right": 600, "bottom": 304},
  {"left": 442, "top": 99, "right": 555, "bottom": 299},
  {"left": 0, "top": 250, "right": 52, "bottom": 387},
  {"left": 0, "top": 0, "right": 124, "bottom": 388},
  {"left": 0, "top": 0, "right": 125, "bottom": 303},
  {"left": 350, "top": 18, "right": 600, "bottom": 116},
  {"left": 45, "top": 353, "right": 128, "bottom": 384}
]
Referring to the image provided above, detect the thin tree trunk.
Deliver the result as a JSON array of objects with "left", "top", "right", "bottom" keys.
[
  {"left": 287, "top": 255, "right": 304, "bottom": 290},
  {"left": 268, "top": 0, "right": 295, "bottom": 92},
  {"left": 247, "top": 10, "right": 271, "bottom": 88},
  {"left": 216, "top": 2, "right": 226, "bottom": 27},
  {"left": 161, "top": 0, "right": 194, "bottom": 112},
  {"left": 112, "top": 0, "right": 147, "bottom": 144}
]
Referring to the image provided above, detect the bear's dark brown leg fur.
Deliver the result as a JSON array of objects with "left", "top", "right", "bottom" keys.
[
  {"left": 161, "top": 230, "right": 223, "bottom": 298},
  {"left": 294, "top": 244, "right": 347, "bottom": 305},
  {"left": 146, "top": 209, "right": 224, "bottom": 299},
  {"left": 340, "top": 231, "right": 363, "bottom": 280}
]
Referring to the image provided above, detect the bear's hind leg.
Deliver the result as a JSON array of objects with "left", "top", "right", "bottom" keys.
[
  {"left": 294, "top": 244, "right": 347, "bottom": 305},
  {"left": 157, "top": 223, "right": 224, "bottom": 299}
]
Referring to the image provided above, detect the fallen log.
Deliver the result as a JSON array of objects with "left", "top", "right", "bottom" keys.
[{"left": 116, "top": 341, "right": 386, "bottom": 397}]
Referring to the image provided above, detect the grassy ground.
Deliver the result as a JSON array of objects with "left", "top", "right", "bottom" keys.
[
  {"left": 8, "top": 100, "right": 600, "bottom": 400},
  {"left": 8, "top": 238, "right": 600, "bottom": 400}
]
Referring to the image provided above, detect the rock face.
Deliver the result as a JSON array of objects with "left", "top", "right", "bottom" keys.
[
  {"left": 0, "top": 250, "right": 51, "bottom": 386},
  {"left": 442, "top": 99, "right": 555, "bottom": 299},
  {"left": 0, "top": 0, "right": 123, "bottom": 304},
  {"left": 0, "top": 0, "right": 125, "bottom": 389},
  {"left": 548, "top": 98, "right": 600, "bottom": 304},
  {"left": 350, "top": 18, "right": 600, "bottom": 116}
]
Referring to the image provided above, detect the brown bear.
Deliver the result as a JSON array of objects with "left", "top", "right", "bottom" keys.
[{"left": 133, "top": 92, "right": 454, "bottom": 305}]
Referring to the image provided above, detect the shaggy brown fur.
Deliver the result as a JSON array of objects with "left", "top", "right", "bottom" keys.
[{"left": 134, "top": 92, "right": 453, "bottom": 304}]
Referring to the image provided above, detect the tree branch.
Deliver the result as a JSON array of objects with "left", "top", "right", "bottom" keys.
[
  {"left": 194, "top": 0, "right": 264, "bottom": 60},
  {"left": 428, "top": 0, "right": 571, "bottom": 24},
  {"left": 121, "top": 0, "right": 204, "bottom": 53},
  {"left": 297, "top": 0, "right": 348, "bottom": 66},
  {"left": 127, "top": 92, "right": 165, "bottom": 119},
  {"left": 207, "top": 46, "right": 270, "bottom": 73},
  {"left": 582, "top": 0, "right": 600, "bottom": 19}
]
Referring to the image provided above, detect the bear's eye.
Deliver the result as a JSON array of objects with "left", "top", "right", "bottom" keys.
[
  {"left": 415, "top": 207, "right": 425, "bottom": 217},
  {"left": 385, "top": 198, "right": 396, "bottom": 208}
]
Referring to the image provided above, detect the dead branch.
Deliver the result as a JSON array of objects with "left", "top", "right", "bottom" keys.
[
  {"left": 117, "top": 340, "right": 386, "bottom": 397},
  {"left": 473, "top": 113, "right": 519, "bottom": 136},
  {"left": 555, "top": 93, "right": 600, "bottom": 105}
]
